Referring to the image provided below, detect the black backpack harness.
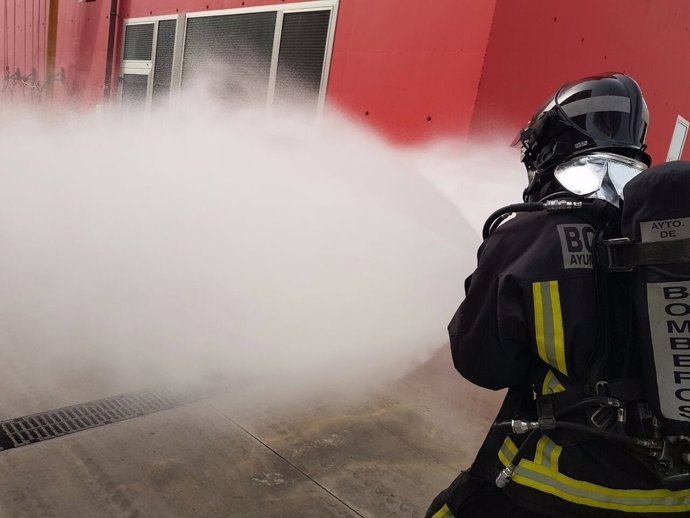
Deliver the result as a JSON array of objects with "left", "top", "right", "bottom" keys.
[{"left": 483, "top": 162, "right": 690, "bottom": 491}]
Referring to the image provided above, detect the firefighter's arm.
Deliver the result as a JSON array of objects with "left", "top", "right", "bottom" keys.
[{"left": 449, "top": 236, "right": 531, "bottom": 390}]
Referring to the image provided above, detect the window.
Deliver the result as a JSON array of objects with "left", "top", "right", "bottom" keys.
[
  {"left": 152, "top": 19, "right": 178, "bottom": 104},
  {"left": 667, "top": 115, "right": 689, "bottom": 162},
  {"left": 120, "top": 17, "right": 178, "bottom": 106},
  {"left": 183, "top": 11, "right": 277, "bottom": 103},
  {"left": 120, "top": 1, "right": 338, "bottom": 112},
  {"left": 274, "top": 10, "right": 332, "bottom": 109}
]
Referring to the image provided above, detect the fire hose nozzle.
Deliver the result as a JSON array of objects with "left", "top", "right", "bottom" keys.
[
  {"left": 513, "top": 420, "right": 540, "bottom": 434},
  {"left": 493, "top": 420, "right": 540, "bottom": 434},
  {"left": 544, "top": 199, "right": 584, "bottom": 211},
  {"left": 496, "top": 465, "right": 515, "bottom": 488}
]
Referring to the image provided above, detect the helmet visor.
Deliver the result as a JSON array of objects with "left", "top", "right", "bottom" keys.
[{"left": 554, "top": 153, "right": 647, "bottom": 199}]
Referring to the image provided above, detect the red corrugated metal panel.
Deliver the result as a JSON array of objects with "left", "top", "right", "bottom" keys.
[{"left": 0, "top": 0, "right": 50, "bottom": 99}]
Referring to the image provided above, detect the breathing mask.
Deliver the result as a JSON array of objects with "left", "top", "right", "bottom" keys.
[{"left": 554, "top": 152, "right": 648, "bottom": 207}]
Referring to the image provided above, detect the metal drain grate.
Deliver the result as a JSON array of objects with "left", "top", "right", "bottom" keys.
[{"left": 0, "top": 388, "right": 200, "bottom": 451}]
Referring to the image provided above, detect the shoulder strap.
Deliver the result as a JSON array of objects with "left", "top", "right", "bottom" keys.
[{"left": 599, "top": 238, "right": 690, "bottom": 271}]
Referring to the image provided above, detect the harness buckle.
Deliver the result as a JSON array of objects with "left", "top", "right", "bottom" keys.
[
  {"left": 599, "top": 238, "right": 634, "bottom": 272},
  {"left": 595, "top": 380, "right": 609, "bottom": 396},
  {"left": 591, "top": 406, "right": 617, "bottom": 429},
  {"left": 538, "top": 415, "right": 557, "bottom": 431},
  {"left": 537, "top": 398, "right": 557, "bottom": 431}
]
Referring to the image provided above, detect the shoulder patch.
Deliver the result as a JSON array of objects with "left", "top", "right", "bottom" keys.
[{"left": 557, "top": 224, "right": 594, "bottom": 269}]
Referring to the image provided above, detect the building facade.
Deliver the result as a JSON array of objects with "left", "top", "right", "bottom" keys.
[{"left": 1, "top": 0, "right": 689, "bottom": 163}]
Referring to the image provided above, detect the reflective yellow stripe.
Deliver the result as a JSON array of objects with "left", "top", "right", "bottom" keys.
[
  {"left": 532, "top": 281, "right": 568, "bottom": 376},
  {"left": 534, "top": 435, "right": 562, "bottom": 471},
  {"left": 431, "top": 503, "right": 453, "bottom": 518},
  {"left": 550, "top": 442, "right": 562, "bottom": 472},
  {"left": 498, "top": 436, "right": 518, "bottom": 467},
  {"left": 534, "top": 436, "right": 547, "bottom": 466},
  {"left": 549, "top": 281, "right": 568, "bottom": 376},
  {"left": 542, "top": 370, "right": 566, "bottom": 394},
  {"left": 512, "top": 459, "right": 690, "bottom": 513},
  {"left": 533, "top": 282, "right": 548, "bottom": 364},
  {"left": 498, "top": 434, "right": 688, "bottom": 511}
]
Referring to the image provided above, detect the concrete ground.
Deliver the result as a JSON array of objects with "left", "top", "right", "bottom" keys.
[{"left": 0, "top": 346, "right": 503, "bottom": 518}]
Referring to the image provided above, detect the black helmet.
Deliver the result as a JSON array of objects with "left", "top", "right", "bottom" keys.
[{"left": 515, "top": 73, "right": 651, "bottom": 202}]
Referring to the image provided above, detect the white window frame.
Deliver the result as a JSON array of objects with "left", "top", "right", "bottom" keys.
[
  {"left": 122, "top": 0, "right": 339, "bottom": 113},
  {"left": 667, "top": 115, "right": 690, "bottom": 162},
  {"left": 120, "top": 14, "right": 182, "bottom": 106}
]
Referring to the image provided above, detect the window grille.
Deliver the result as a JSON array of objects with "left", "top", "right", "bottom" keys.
[
  {"left": 182, "top": 12, "right": 277, "bottom": 102},
  {"left": 152, "top": 19, "right": 178, "bottom": 104},
  {"left": 123, "top": 24, "right": 154, "bottom": 61},
  {"left": 121, "top": 73, "right": 149, "bottom": 105},
  {"left": 121, "top": 1, "right": 338, "bottom": 111},
  {"left": 274, "top": 10, "right": 332, "bottom": 109}
]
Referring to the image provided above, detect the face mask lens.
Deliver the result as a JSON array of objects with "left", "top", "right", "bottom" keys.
[
  {"left": 554, "top": 157, "right": 606, "bottom": 196},
  {"left": 554, "top": 153, "right": 647, "bottom": 203},
  {"left": 607, "top": 160, "right": 646, "bottom": 199}
]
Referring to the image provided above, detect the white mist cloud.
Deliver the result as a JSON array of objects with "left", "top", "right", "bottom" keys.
[
  {"left": 0, "top": 96, "right": 521, "bottom": 410},
  {"left": 410, "top": 139, "right": 525, "bottom": 236}
]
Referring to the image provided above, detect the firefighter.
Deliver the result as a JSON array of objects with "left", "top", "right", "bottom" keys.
[{"left": 426, "top": 73, "right": 690, "bottom": 517}]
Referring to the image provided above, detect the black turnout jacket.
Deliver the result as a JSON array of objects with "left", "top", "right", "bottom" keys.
[{"left": 450, "top": 208, "right": 690, "bottom": 517}]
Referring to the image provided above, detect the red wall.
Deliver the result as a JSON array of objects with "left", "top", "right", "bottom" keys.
[
  {"left": 57, "top": 0, "right": 312, "bottom": 102},
  {"left": 326, "top": 0, "right": 496, "bottom": 142},
  {"left": 471, "top": 0, "right": 690, "bottom": 164},
  {"left": 110, "top": 0, "right": 497, "bottom": 143},
  {"left": 117, "top": 0, "right": 498, "bottom": 143},
  {"left": 0, "top": 0, "right": 112, "bottom": 102},
  {"left": 0, "top": 0, "right": 48, "bottom": 101},
  {"left": 0, "top": 0, "right": 318, "bottom": 103},
  {"left": 3, "top": 0, "right": 690, "bottom": 161},
  {"left": 2, "top": 0, "right": 496, "bottom": 144},
  {"left": 55, "top": 1, "right": 110, "bottom": 101}
]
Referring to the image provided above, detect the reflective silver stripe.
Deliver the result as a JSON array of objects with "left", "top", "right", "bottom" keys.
[
  {"left": 539, "top": 282, "right": 558, "bottom": 368},
  {"left": 500, "top": 435, "right": 690, "bottom": 511},
  {"left": 541, "top": 439, "right": 557, "bottom": 470},
  {"left": 561, "top": 96, "right": 631, "bottom": 118},
  {"left": 534, "top": 435, "right": 561, "bottom": 471},
  {"left": 498, "top": 437, "right": 517, "bottom": 466},
  {"left": 534, "top": 281, "right": 567, "bottom": 375},
  {"left": 512, "top": 460, "right": 690, "bottom": 512},
  {"left": 503, "top": 431, "right": 690, "bottom": 512}
]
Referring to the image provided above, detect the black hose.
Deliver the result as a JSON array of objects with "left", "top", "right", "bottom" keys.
[
  {"left": 502, "top": 429, "right": 540, "bottom": 472},
  {"left": 481, "top": 196, "right": 599, "bottom": 240},
  {"left": 555, "top": 421, "right": 659, "bottom": 448},
  {"left": 555, "top": 396, "right": 617, "bottom": 417},
  {"left": 481, "top": 202, "right": 545, "bottom": 239}
]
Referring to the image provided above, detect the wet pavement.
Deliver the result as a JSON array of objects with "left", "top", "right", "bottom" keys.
[{"left": 0, "top": 346, "right": 503, "bottom": 517}]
